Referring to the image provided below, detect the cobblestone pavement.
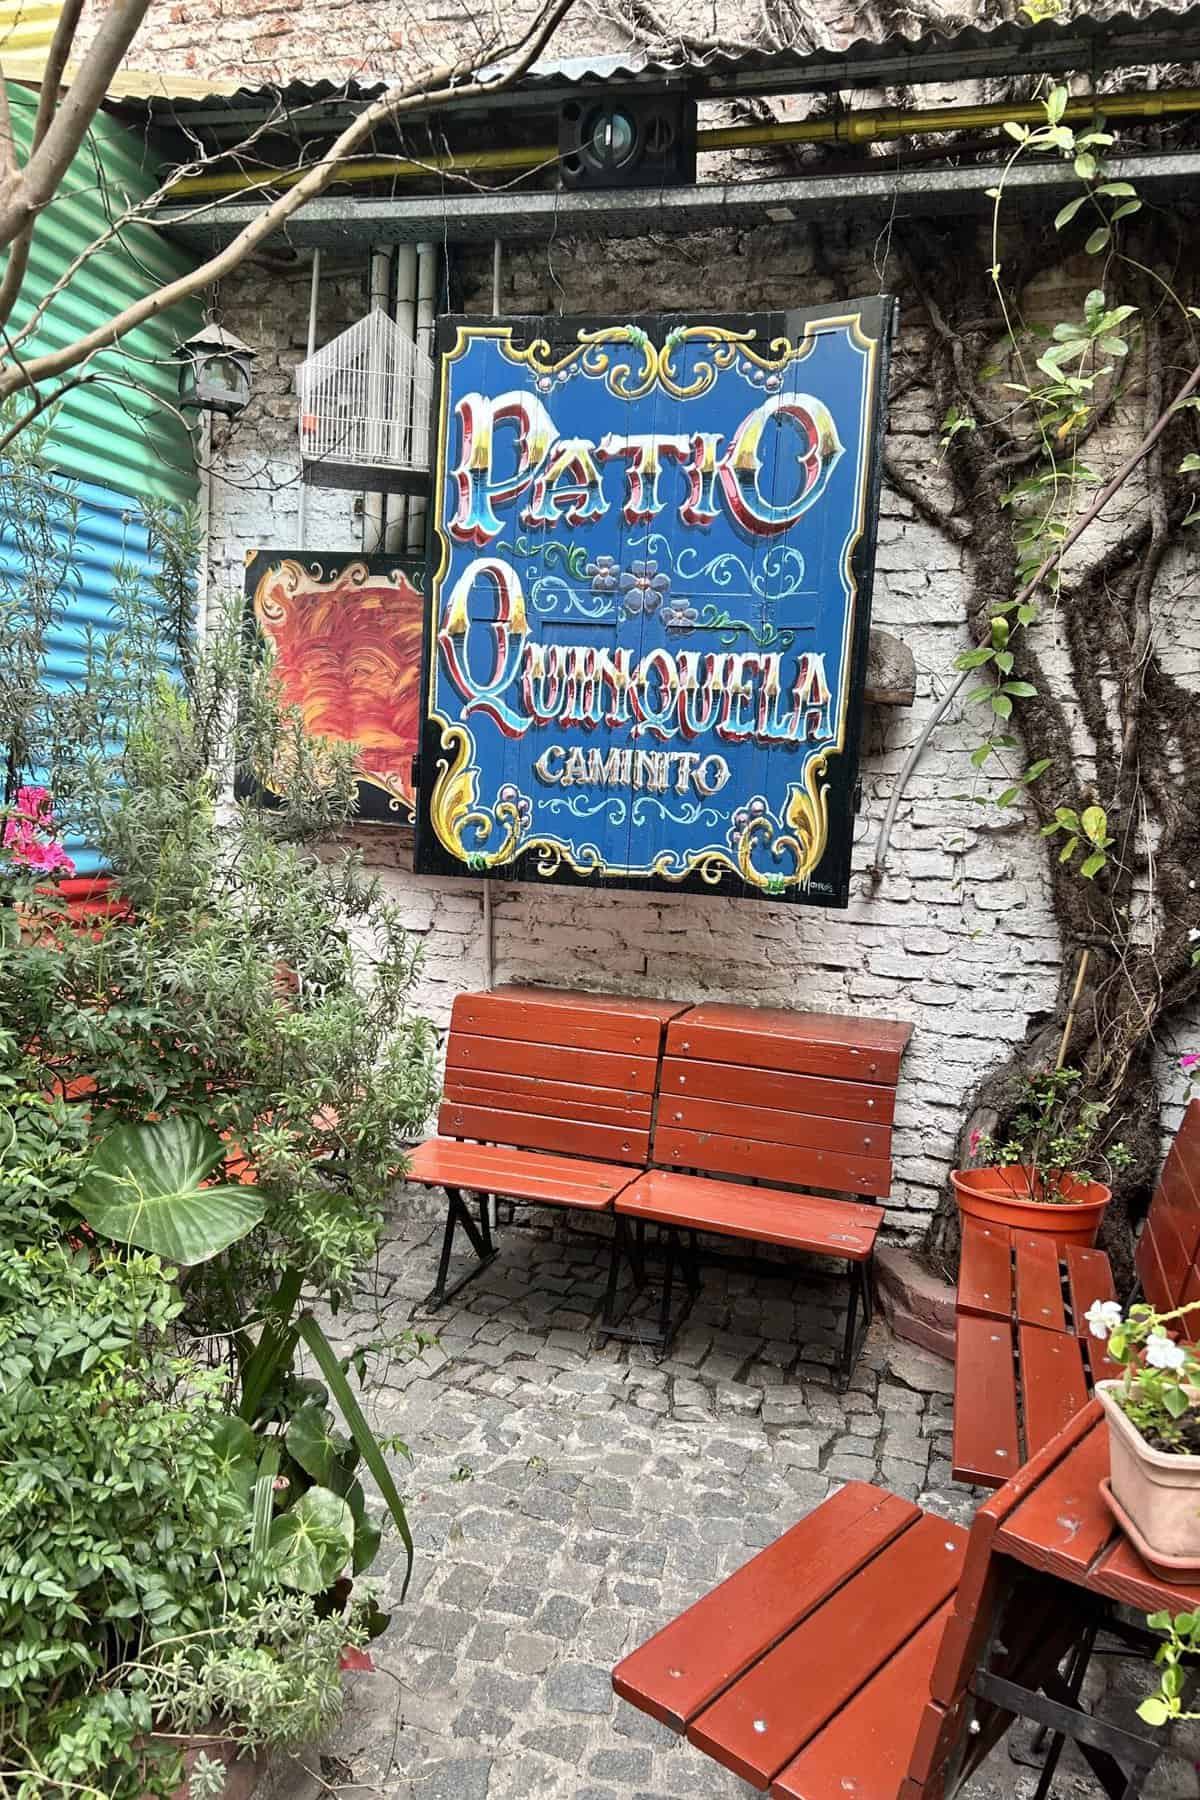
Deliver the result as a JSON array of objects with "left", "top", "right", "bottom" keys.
[{"left": 263, "top": 1209, "right": 1200, "bottom": 1800}]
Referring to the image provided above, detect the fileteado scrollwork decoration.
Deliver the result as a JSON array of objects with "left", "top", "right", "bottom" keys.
[{"left": 415, "top": 304, "right": 894, "bottom": 908}]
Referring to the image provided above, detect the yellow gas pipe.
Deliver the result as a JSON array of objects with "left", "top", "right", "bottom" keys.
[{"left": 170, "top": 85, "right": 1200, "bottom": 201}]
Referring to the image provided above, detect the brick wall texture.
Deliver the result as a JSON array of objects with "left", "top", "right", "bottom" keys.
[{"left": 113, "top": 0, "right": 1200, "bottom": 1236}]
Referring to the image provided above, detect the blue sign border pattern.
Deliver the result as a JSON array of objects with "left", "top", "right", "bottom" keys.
[{"left": 415, "top": 302, "right": 894, "bottom": 907}]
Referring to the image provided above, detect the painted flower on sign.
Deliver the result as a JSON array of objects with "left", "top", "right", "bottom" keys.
[
  {"left": 496, "top": 783, "right": 533, "bottom": 830},
  {"left": 585, "top": 554, "right": 620, "bottom": 595},
  {"left": 620, "top": 560, "right": 671, "bottom": 617},
  {"left": 661, "top": 600, "right": 698, "bottom": 636}
]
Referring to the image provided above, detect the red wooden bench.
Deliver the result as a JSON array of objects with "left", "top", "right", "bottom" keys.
[
  {"left": 608, "top": 1003, "right": 912, "bottom": 1382},
  {"left": 953, "top": 1099, "right": 1200, "bottom": 1488},
  {"left": 406, "top": 985, "right": 685, "bottom": 1306},
  {"left": 952, "top": 1224, "right": 1119, "bottom": 1487},
  {"left": 1135, "top": 1096, "right": 1200, "bottom": 1328},
  {"left": 614, "top": 1402, "right": 1184, "bottom": 1798}
]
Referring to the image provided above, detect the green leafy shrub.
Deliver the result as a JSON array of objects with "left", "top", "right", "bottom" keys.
[{"left": 0, "top": 426, "right": 437, "bottom": 1794}]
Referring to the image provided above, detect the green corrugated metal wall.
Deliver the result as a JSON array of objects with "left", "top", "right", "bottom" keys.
[{"left": 5, "top": 83, "right": 202, "bottom": 507}]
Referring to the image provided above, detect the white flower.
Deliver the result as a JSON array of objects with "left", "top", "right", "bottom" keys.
[
  {"left": 1086, "top": 1299, "right": 1123, "bottom": 1340},
  {"left": 1145, "top": 1332, "right": 1188, "bottom": 1372},
  {"left": 1190, "top": 928, "right": 1200, "bottom": 943}
]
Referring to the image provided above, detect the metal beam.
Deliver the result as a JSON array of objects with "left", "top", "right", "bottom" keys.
[{"left": 157, "top": 151, "right": 1200, "bottom": 251}]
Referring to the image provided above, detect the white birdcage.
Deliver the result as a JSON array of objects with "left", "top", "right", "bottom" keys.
[{"left": 295, "top": 309, "right": 434, "bottom": 491}]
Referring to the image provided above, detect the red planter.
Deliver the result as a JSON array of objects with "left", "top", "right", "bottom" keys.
[{"left": 951, "top": 1165, "right": 1111, "bottom": 1252}]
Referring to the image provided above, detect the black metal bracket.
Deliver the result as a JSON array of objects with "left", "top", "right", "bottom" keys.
[
  {"left": 596, "top": 1218, "right": 700, "bottom": 1350},
  {"left": 971, "top": 1660, "right": 1161, "bottom": 1800},
  {"left": 422, "top": 1185, "right": 498, "bottom": 1309}
]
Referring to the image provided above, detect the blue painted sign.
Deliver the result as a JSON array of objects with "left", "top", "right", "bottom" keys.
[{"left": 415, "top": 302, "right": 894, "bottom": 905}]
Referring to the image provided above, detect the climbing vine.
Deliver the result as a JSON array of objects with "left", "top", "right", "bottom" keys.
[{"left": 610, "top": 0, "right": 1200, "bottom": 1281}]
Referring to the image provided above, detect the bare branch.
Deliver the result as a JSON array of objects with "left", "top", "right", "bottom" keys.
[
  {"left": 0, "top": 0, "right": 579, "bottom": 404},
  {"left": 0, "top": 0, "right": 152, "bottom": 251},
  {"left": 0, "top": 0, "right": 84, "bottom": 335}
]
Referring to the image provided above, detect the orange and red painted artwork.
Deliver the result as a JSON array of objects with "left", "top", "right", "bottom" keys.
[{"left": 247, "top": 552, "right": 424, "bottom": 820}]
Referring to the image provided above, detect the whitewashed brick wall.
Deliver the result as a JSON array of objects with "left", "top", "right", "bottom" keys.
[
  {"left": 98, "top": 0, "right": 1200, "bottom": 1222},
  {"left": 210, "top": 230, "right": 1073, "bottom": 1239}
]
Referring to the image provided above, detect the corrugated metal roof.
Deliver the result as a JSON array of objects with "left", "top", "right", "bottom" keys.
[
  {"left": 124, "top": 4, "right": 1200, "bottom": 125},
  {"left": 6, "top": 82, "right": 201, "bottom": 507},
  {"left": 0, "top": 0, "right": 238, "bottom": 96},
  {"left": 482, "top": 8, "right": 1200, "bottom": 93}
]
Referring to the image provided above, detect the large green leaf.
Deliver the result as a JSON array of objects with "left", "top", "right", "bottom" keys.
[
  {"left": 346, "top": 1477, "right": 382, "bottom": 1577},
  {"left": 267, "top": 1485, "right": 354, "bottom": 1595},
  {"left": 250, "top": 1441, "right": 281, "bottom": 1589},
  {"left": 297, "top": 1312, "right": 414, "bottom": 1597},
  {"left": 75, "top": 1116, "right": 266, "bottom": 1263},
  {"left": 210, "top": 1416, "right": 259, "bottom": 1502},
  {"left": 287, "top": 1402, "right": 357, "bottom": 1493}
]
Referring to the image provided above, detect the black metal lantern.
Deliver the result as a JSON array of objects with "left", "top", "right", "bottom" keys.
[{"left": 177, "top": 322, "right": 257, "bottom": 416}]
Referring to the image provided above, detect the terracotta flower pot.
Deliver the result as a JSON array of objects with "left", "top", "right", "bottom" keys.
[
  {"left": 951, "top": 1165, "right": 1111, "bottom": 1252},
  {"left": 1097, "top": 1380, "right": 1200, "bottom": 1575}
]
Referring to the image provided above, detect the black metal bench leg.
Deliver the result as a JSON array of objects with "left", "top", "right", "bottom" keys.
[
  {"left": 658, "top": 1231, "right": 677, "bottom": 1344},
  {"left": 1031, "top": 1621, "right": 1097, "bottom": 1800},
  {"left": 423, "top": 1185, "right": 499, "bottom": 1309},
  {"left": 596, "top": 1222, "right": 698, "bottom": 1350},
  {"left": 838, "top": 1256, "right": 869, "bottom": 1388},
  {"left": 597, "top": 1216, "right": 647, "bottom": 1346}
]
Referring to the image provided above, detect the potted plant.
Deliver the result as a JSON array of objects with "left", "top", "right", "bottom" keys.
[
  {"left": 951, "top": 1066, "right": 1131, "bottom": 1250},
  {"left": 1088, "top": 1296, "right": 1200, "bottom": 1577}
]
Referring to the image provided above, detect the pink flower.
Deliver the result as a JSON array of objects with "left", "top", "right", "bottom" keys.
[
  {"left": 14, "top": 786, "right": 53, "bottom": 821},
  {"left": 1182, "top": 1054, "right": 1200, "bottom": 1072},
  {"left": 968, "top": 1128, "right": 983, "bottom": 1156},
  {"left": 2, "top": 788, "right": 75, "bottom": 878}
]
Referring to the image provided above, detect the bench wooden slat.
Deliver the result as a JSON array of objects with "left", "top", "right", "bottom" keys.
[
  {"left": 1153, "top": 1100, "right": 1200, "bottom": 1276},
  {"left": 1063, "top": 1245, "right": 1116, "bottom": 1334},
  {"left": 686, "top": 1514, "right": 966, "bottom": 1788},
  {"left": 1180, "top": 1261, "right": 1200, "bottom": 1342},
  {"left": 667, "top": 1004, "right": 913, "bottom": 1086},
  {"left": 1018, "top": 1325, "right": 1089, "bottom": 1460},
  {"left": 437, "top": 1103, "right": 650, "bottom": 1166},
  {"left": 1014, "top": 1234, "right": 1066, "bottom": 1332},
  {"left": 612, "top": 1482, "right": 918, "bottom": 1733},
  {"left": 487, "top": 982, "right": 685, "bottom": 1024},
  {"left": 658, "top": 1092, "right": 890, "bottom": 1161},
  {"left": 447, "top": 1031, "right": 660, "bottom": 1094},
  {"left": 994, "top": 1418, "right": 1114, "bottom": 1583},
  {"left": 406, "top": 1139, "right": 636, "bottom": 1209},
  {"left": 452, "top": 989, "right": 679, "bottom": 1055},
  {"left": 659, "top": 1055, "right": 896, "bottom": 1125},
  {"left": 1135, "top": 1213, "right": 1174, "bottom": 1313},
  {"left": 951, "top": 1314, "right": 1019, "bottom": 1488},
  {"left": 1133, "top": 1098, "right": 1200, "bottom": 1317},
  {"left": 617, "top": 1169, "right": 882, "bottom": 1259},
  {"left": 769, "top": 1602, "right": 953, "bottom": 1800},
  {"left": 1151, "top": 1208, "right": 1194, "bottom": 1313},
  {"left": 653, "top": 1126, "right": 892, "bottom": 1198},
  {"left": 956, "top": 1219, "right": 1012, "bottom": 1321},
  {"left": 444, "top": 1070, "right": 652, "bottom": 1122}
]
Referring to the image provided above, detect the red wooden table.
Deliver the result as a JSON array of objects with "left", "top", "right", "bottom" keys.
[
  {"left": 615, "top": 1405, "right": 1191, "bottom": 1798},
  {"left": 915, "top": 1398, "right": 1195, "bottom": 1800}
]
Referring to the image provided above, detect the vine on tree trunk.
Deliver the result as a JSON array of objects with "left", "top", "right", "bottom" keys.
[{"left": 898, "top": 182, "right": 1200, "bottom": 1286}]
